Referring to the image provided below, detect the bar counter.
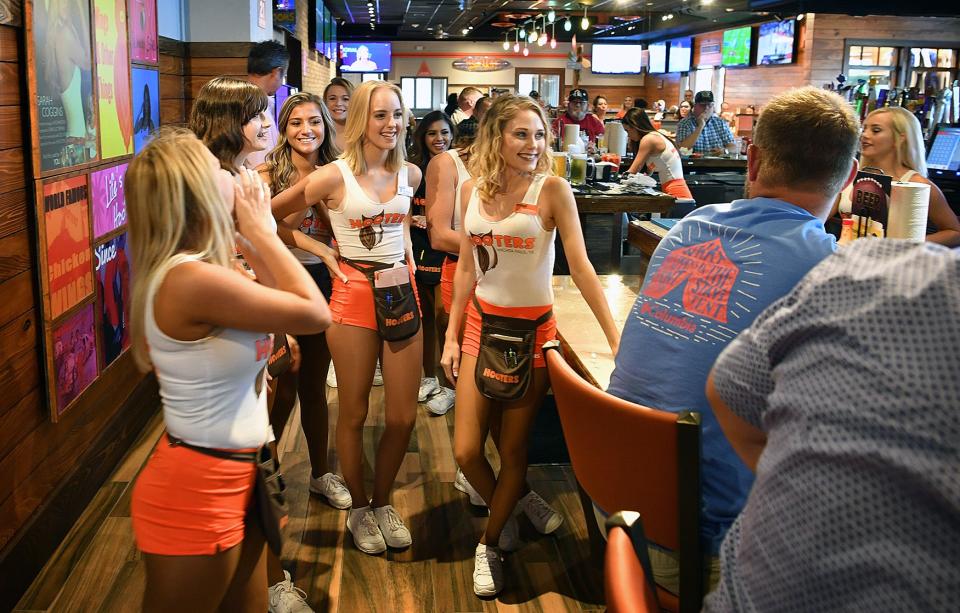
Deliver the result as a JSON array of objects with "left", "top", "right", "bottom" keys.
[{"left": 681, "top": 155, "right": 748, "bottom": 172}]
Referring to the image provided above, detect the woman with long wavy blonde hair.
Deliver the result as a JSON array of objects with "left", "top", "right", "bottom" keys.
[
  {"left": 273, "top": 80, "right": 423, "bottom": 556},
  {"left": 839, "top": 107, "right": 960, "bottom": 246},
  {"left": 440, "top": 95, "right": 620, "bottom": 597},
  {"left": 127, "top": 127, "right": 330, "bottom": 613}
]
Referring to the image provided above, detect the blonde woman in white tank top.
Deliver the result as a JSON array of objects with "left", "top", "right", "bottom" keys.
[
  {"left": 274, "top": 81, "right": 424, "bottom": 556},
  {"left": 127, "top": 129, "right": 329, "bottom": 613},
  {"left": 837, "top": 108, "right": 960, "bottom": 247},
  {"left": 440, "top": 96, "right": 621, "bottom": 598}
]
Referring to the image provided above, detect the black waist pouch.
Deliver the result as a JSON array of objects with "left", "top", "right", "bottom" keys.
[
  {"left": 473, "top": 296, "right": 552, "bottom": 402},
  {"left": 166, "top": 434, "right": 289, "bottom": 556},
  {"left": 411, "top": 226, "right": 445, "bottom": 286},
  {"left": 343, "top": 258, "right": 421, "bottom": 342}
]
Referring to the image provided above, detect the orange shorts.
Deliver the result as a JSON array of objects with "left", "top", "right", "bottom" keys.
[
  {"left": 131, "top": 433, "right": 257, "bottom": 556},
  {"left": 441, "top": 256, "right": 477, "bottom": 314},
  {"left": 662, "top": 178, "right": 694, "bottom": 200},
  {"left": 461, "top": 298, "right": 557, "bottom": 369},
  {"left": 330, "top": 260, "right": 421, "bottom": 332}
]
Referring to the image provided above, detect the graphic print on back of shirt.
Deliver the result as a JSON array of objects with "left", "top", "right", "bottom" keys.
[{"left": 635, "top": 224, "right": 764, "bottom": 343}]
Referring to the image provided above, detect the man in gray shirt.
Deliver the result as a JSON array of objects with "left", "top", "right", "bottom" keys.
[{"left": 705, "top": 239, "right": 960, "bottom": 612}]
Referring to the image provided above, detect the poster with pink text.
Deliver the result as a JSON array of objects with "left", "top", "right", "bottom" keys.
[
  {"left": 128, "top": 0, "right": 158, "bottom": 63},
  {"left": 52, "top": 302, "right": 99, "bottom": 415},
  {"left": 90, "top": 162, "right": 127, "bottom": 239}
]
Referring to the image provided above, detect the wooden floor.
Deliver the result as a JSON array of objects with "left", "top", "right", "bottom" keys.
[{"left": 15, "top": 386, "right": 604, "bottom": 612}]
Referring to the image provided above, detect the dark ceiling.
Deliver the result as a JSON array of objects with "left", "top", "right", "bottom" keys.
[{"left": 330, "top": 0, "right": 960, "bottom": 43}]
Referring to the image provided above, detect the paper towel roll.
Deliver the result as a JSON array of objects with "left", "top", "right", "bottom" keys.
[
  {"left": 562, "top": 124, "right": 580, "bottom": 151},
  {"left": 606, "top": 122, "right": 628, "bottom": 157},
  {"left": 886, "top": 181, "right": 930, "bottom": 241}
]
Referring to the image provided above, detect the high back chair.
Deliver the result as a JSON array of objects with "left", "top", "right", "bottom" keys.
[
  {"left": 605, "top": 511, "right": 661, "bottom": 613},
  {"left": 543, "top": 341, "right": 702, "bottom": 613}
]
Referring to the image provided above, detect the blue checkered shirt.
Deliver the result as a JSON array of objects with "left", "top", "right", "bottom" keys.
[{"left": 676, "top": 115, "right": 734, "bottom": 153}]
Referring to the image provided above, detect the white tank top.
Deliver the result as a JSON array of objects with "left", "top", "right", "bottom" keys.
[
  {"left": 464, "top": 175, "right": 555, "bottom": 308},
  {"left": 447, "top": 149, "right": 471, "bottom": 233},
  {"left": 145, "top": 254, "right": 272, "bottom": 449},
  {"left": 329, "top": 159, "right": 410, "bottom": 263},
  {"left": 289, "top": 206, "right": 330, "bottom": 265},
  {"left": 839, "top": 169, "right": 918, "bottom": 214},
  {"left": 649, "top": 132, "right": 684, "bottom": 184}
]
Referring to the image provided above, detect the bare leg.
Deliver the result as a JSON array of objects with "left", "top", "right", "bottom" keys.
[
  {"left": 327, "top": 323, "right": 380, "bottom": 507},
  {"left": 218, "top": 525, "right": 268, "bottom": 613},
  {"left": 265, "top": 373, "right": 297, "bottom": 587},
  {"left": 143, "top": 526, "right": 266, "bottom": 613},
  {"left": 482, "top": 370, "right": 550, "bottom": 545},
  {"left": 371, "top": 330, "right": 423, "bottom": 507},
  {"left": 298, "top": 332, "right": 333, "bottom": 479},
  {"left": 453, "top": 354, "right": 497, "bottom": 507}
]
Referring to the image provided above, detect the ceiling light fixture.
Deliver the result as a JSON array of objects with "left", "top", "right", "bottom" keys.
[
  {"left": 725, "top": 7, "right": 734, "bottom": 12},
  {"left": 796, "top": 13, "right": 806, "bottom": 21},
  {"left": 462, "top": 27, "right": 469, "bottom": 35},
  {"left": 580, "top": 6, "right": 589, "bottom": 30},
  {"left": 547, "top": 9, "right": 556, "bottom": 23},
  {"left": 550, "top": 22, "right": 557, "bottom": 48},
  {"left": 503, "top": 32, "right": 510, "bottom": 50},
  {"left": 523, "top": 40, "right": 529, "bottom": 56},
  {"left": 564, "top": 16, "right": 572, "bottom": 32}
]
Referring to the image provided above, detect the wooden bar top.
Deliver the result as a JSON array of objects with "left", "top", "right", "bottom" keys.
[
  {"left": 573, "top": 185, "right": 675, "bottom": 214},
  {"left": 552, "top": 275, "right": 640, "bottom": 390}
]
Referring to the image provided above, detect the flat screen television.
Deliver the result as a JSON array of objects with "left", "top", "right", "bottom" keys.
[
  {"left": 325, "top": 6, "right": 336, "bottom": 60},
  {"left": 591, "top": 44, "right": 644, "bottom": 74},
  {"left": 274, "top": 0, "right": 296, "bottom": 35},
  {"left": 339, "top": 42, "right": 391, "bottom": 73},
  {"left": 309, "top": 0, "right": 323, "bottom": 53},
  {"left": 648, "top": 42, "right": 667, "bottom": 74},
  {"left": 927, "top": 124, "right": 960, "bottom": 177},
  {"left": 722, "top": 26, "right": 752, "bottom": 67},
  {"left": 668, "top": 37, "right": 692, "bottom": 73},
  {"left": 757, "top": 20, "right": 795, "bottom": 65}
]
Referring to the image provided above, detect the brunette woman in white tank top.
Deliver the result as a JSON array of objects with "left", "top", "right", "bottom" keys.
[
  {"left": 440, "top": 96, "right": 621, "bottom": 598},
  {"left": 128, "top": 129, "right": 330, "bottom": 613},
  {"left": 622, "top": 107, "right": 694, "bottom": 200},
  {"left": 273, "top": 81, "right": 423, "bottom": 555}
]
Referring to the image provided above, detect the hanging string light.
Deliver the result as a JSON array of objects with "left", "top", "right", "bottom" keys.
[
  {"left": 513, "top": 27, "right": 521, "bottom": 53},
  {"left": 523, "top": 39, "right": 530, "bottom": 56},
  {"left": 547, "top": 9, "right": 556, "bottom": 23},
  {"left": 503, "top": 31, "right": 510, "bottom": 50},
  {"left": 550, "top": 21, "right": 557, "bottom": 49},
  {"left": 538, "top": 16, "right": 548, "bottom": 46},
  {"left": 580, "top": 5, "right": 589, "bottom": 30}
]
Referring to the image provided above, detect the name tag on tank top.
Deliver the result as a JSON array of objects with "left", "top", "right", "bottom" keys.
[{"left": 398, "top": 185, "right": 414, "bottom": 198}]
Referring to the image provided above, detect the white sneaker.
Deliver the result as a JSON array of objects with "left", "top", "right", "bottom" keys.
[
  {"left": 268, "top": 570, "right": 313, "bottom": 613},
  {"left": 520, "top": 490, "right": 564, "bottom": 534},
  {"left": 309, "top": 473, "right": 352, "bottom": 509},
  {"left": 346, "top": 506, "right": 386, "bottom": 554},
  {"left": 473, "top": 543, "right": 504, "bottom": 597},
  {"left": 426, "top": 387, "right": 455, "bottom": 416},
  {"left": 497, "top": 513, "right": 520, "bottom": 552},
  {"left": 373, "top": 361, "right": 384, "bottom": 386},
  {"left": 454, "top": 468, "right": 486, "bottom": 507},
  {"left": 326, "top": 364, "right": 337, "bottom": 388},
  {"left": 373, "top": 504, "right": 413, "bottom": 549},
  {"left": 418, "top": 376, "right": 440, "bottom": 402}
]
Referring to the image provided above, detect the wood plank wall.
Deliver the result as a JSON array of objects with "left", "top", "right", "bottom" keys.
[
  {"left": 0, "top": 8, "right": 159, "bottom": 611},
  {"left": 159, "top": 37, "right": 187, "bottom": 125}
]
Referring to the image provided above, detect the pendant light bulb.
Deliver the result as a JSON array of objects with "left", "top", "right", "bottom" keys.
[
  {"left": 581, "top": 6, "right": 589, "bottom": 30},
  {"left": 550, "top": 37, "right": 557, "bottom": 49},
  {"left": 564, "top": 16, "right": 572, "bottom": 32},
  {"left": 519, "top": 28, "right": 526, "bottom": 40},
  {"left": 523, "top": 43, "right": 529, "bottom": 57},
  {"left": 514, "top": 42, "right": 520, "bottom": 53},
  {"left": 547, "top": 9, "right": 556, "bottom": 23},
  {"left": 503, "top": 36, "right": 510, "bottom": 51}
]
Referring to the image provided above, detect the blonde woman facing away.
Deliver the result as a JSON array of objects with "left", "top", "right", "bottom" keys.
[{"left": 128, "top": 128, "right": 330, "bottom": 613}]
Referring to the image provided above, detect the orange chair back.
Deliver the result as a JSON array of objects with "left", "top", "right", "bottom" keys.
[{"left": 544, "top": 342, "right": 703, "bottom": 613}]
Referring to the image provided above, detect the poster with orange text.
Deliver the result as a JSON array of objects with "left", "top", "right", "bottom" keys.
[
  {"left": 43, "top": 176, "right": 94, "bottom": 319},
  {"left": 95, "top": 0, "right": 134, "bottom": 158}
]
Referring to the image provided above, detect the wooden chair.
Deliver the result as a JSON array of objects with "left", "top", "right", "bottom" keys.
[
  {"left": 543, "top": 341, "right": 703, "bottom": 613},
  {"left": 605, "top": 511, "right": 661, "bottom": 613}
]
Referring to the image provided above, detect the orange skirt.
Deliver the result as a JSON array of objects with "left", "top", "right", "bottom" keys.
[
  {"left": 440, "top": 256, "right": 476, "bottom": 314},
  {"left": 131, "top": 433, "right": 257, "bottom": 556},
  {"left": 662, "top": 178, "right": 693, "bottom": 200},
  {"left": 330, "top": 260, "right": 421, "bottom": 332},
  {"left": 461, "top": 297, "right": 557, "bottom": 369}
]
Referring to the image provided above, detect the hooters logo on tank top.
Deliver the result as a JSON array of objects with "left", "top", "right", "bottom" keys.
[
  {"left": 470, "top": 228, "right": 538, "bottom": 273},
  {"left": 348, "top": 209, "right": 407, "bottom": 250}
]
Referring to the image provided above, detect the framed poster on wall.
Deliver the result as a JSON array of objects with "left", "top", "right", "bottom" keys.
[
  {"left": 90, "top": 162, "right": 127, "bottom": 239},
  {"left": 50, "top": 301, "right": 100, "bottom": 417},
  {"left": 94, "top": 0, "right": 134, "bottom": 158},
  {"left": 131, "top": 67, "right": 159, "bottom": 153},
  {"left": 128, "top": 0, "right": 158, "bottom": 64},
  {"left": 40, "top": 174, "right": 95, "bottom": 320},
  {"left": 26, "top": 0, "right": 100, "bottom": 174},
  {"left": 95, "top": 232, "right": 131, "bottom": 369}
]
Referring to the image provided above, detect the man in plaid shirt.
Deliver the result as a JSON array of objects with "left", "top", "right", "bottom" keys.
[{"left": 677, "top": 90, "right": 736, "bottom": 154}]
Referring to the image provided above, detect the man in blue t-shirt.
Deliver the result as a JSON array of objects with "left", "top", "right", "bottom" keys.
[{"left": 605, "top": 87, "right": 862, "bottom": 597}]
